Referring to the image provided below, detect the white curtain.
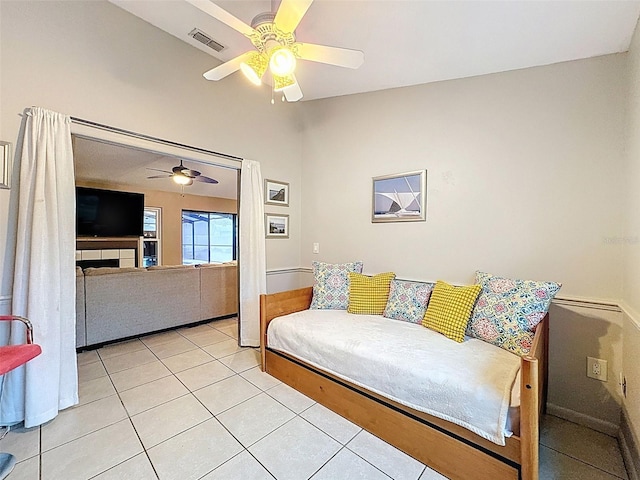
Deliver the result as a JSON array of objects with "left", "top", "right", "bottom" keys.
[
  {"left": 1, "top": 107, "right": 78, "bottom": 428},
  {"left": 239, "top": 159, "right": 266, "bottom": 347}
]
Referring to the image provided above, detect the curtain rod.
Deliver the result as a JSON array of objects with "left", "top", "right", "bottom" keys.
[{"left": 70, "top": 116, "right": 243, "bottom": 163}]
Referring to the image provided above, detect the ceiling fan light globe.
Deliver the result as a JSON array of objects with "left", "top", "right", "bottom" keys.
[
  {"left": 240, "top": 52, "right": 268, "bottom": 86},
  {"left": 240, "top": 63, "right": 262, "bottom": 86},
  {"left": 269, "top": 47, "right": 296, "bottom": 76},
  {"left": 173, "top": 174, "right": 191, "bottom": 185},
  {"left": 273, "top": 74, "right": 295, "bottom": 91}
]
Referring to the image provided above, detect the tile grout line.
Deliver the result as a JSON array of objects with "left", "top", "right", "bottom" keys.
[
  {"left": 103, "top": 344, "right": 164, "bottom": 479},
  {"left": 295, "top": 416, "right": 397, "bottom": 480},
  {"left": 183, "top": 367, "right": 297, "bottom": 478},
  {"left": 113, "top": 331, "right": 263, "bottom": 475},
  {"left": 306, "top": 444, "right": 346, "bottom": 480},
  {"left": 344, "top": 433, "right": 419, "bottom": 480},
  {"left": 41, "top": 355, "right": 146, "bottom": 479},
  {"left": 32, "top": 322, "right": 242, "bottom": 479},
  {"left": 542, "top": 444, "right": 628, "bottom": 480},
  {"left": 193, "top": 449, "right": 276, "bottom": 480},
  {"left": 123, "top": 339, "right": 222, "bottom": 477},
  {"left": 198, "top": 415, "right": 301, "bottom": 479}
]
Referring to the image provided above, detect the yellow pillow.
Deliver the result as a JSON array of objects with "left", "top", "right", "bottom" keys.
[
  {"left": 422, "top": 280, "right": 482, "bottom": 343},
  {"left": 347, "top": 272, "right": 396, "bottom": 315}
]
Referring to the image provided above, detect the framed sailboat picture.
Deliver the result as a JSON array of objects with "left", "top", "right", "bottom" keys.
[{"left": 372, "top": 170, "right": 427, "bottom": 223}]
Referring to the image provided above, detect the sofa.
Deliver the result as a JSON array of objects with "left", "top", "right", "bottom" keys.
[{"left": 76, "top": 263, "right": 237, "bottom": 348}]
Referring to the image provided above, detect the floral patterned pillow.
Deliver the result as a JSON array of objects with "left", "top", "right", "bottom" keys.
[
  {"left": 383, "top": 279, "right": 434, "bottom": 323},
  {"left": 467, "top": 271, "right": 561, "bottom": 356},
  {"left": 310, "top": 261, "right": 364, "bottom": 310}
]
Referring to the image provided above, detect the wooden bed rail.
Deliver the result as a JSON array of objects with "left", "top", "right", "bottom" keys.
[{"left": 260, "top": 288, "right": 548, "bottom": 480}]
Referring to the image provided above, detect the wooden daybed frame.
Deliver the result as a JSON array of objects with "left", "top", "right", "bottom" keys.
[{"left": 260, "top": 287, "right": 548, "bottom": 480}]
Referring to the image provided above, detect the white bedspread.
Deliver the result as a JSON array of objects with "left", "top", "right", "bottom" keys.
[{"left": 267, "top": 309, "right": 521, "bottom": 445}]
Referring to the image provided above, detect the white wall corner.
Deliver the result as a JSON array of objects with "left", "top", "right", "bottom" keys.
[{"left": 620, "top": 301, "right": 640, "bottom": 331}]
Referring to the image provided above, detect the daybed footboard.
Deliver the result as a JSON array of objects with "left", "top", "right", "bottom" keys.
[
  {"left": 260, "top": 288, "right": 548, "bottom": 480},
  {"left": 260, "top": 287, "right": 313, "bottom": 370}
]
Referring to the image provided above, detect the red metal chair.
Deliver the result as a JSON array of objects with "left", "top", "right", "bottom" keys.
[{"left": 0, "top": 316, "right": 42, "bottom": 479}]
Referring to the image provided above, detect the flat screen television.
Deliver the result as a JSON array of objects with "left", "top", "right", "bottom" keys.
[{"left": 76, "top": 187, "right": 144, "bottom": 237}]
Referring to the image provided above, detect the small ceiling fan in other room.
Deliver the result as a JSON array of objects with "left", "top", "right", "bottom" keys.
[
  {"left": 147, "top": 160, "right": 219, "bottom": 186},
  {"left": 187, "top": 0, "right": 365, "bottom": 102}
]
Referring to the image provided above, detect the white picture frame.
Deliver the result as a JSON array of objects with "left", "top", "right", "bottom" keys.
[
  {"left": 264, "top": 179, "right": 289, "bottom": 206},
  {"left": 372, "top": 170, "right": 427, "bottom": 223},
  {"left": 265, "top": 213, "right": 289, "bottom": 238}
]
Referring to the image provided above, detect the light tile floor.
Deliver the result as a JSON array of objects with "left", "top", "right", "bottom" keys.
[{"left": 0, "top": 316, "right": 630, "bottom": 480}]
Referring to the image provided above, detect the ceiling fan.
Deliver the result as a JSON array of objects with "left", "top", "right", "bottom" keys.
[
  {"left": 187, "top": 0, "right": 365, "bottom": 102},
  {"left": 147, "top": 160, "right": 219, "bottom": 186}
]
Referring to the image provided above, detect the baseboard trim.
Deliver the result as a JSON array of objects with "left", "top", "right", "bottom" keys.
[
  {"left": 546, "top": 403, "right": 619, "bottom": 437},
  {"left": 621, "top": 406, "right": 640, "bottom": 480},
  {"left": 621, "top": 434, "right": 640, "bottom": 480}
]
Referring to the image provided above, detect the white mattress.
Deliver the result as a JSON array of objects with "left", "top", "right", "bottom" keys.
[{"left": 268, "top": 309, "right": 522, "bottom": 445}]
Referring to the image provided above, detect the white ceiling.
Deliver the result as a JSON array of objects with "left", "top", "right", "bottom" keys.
[
  {"left": 110, "top": 0, "right": 640, "bottom": 102},
  {"left": 73, "top": 136, "right": 238, "bottom": 199}
]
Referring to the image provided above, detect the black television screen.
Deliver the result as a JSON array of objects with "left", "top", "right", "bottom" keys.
[{"left": 76, "top": 187, "right": 144, "bottom": 237}]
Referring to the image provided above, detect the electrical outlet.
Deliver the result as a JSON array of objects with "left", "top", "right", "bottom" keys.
[
  {"left": 312, "top": 243, "right": 320, "bottom": 254},
  {"left": 587, "top": 357, "right": 607, "bottom": 382}
]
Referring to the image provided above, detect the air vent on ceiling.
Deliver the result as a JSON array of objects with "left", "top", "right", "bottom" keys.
[{"left": 188, "top": 28, "right": 225, "bottom": 53}]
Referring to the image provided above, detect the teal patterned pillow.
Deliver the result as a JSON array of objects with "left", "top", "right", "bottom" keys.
[
  {"left": 310, "top": 261, "right": 364, "bottom": 310},
  {"left": 467, "top": 271, "right": 561, "bottom": 356},
  {"left": 383, "top": 280, "right": 434, "bottom": 323}
]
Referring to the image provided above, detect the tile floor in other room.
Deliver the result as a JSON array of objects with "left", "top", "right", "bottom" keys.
[{"left": 1, "top": 317, "right": 630, "bottom": 480}]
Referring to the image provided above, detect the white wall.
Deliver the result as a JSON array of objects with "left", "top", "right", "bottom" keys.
[
  {"left": 299, "top": 54, "right": 628, "bottom": 426},
  {"left": 300, "top": 55, "right": 626, "bottom": 297},
  {"left": 0, "top": 0, "right": 302, "bottom": 308}
]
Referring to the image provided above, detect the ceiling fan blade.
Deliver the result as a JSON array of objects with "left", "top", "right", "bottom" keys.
[
  {"left": 296, "top": 43, "right": 364, "bottom": 69},
  {"left": 283, "top": 76, "right": 303, "bottom": 102},
  {"left": 147, "top": 175, "right": 172, "bottom": 179},
  {"left": 274, "top": 0, "right": 314, "bottom": 33},
  {"left": 194, "top": 175, "right": 219, "bottom": 184},
  {"left": 146, "top": 168, "right": 173, "bottom": 174},
  {"left": 203, "top": 51, "right": 254, "bottom": 81},
  {"left": 185, "top": 0, "right": 256, "bottom": 36}
]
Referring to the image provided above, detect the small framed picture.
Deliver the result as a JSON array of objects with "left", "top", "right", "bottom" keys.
[
  {"left": 372, "top": 170, "right": 427, "bottom": 223},
  {"left": 264, "top": 179, "right": 289, "bottom": 206},
  {"left": 265, "top": 213, "right": 289, "bottom": 238},
  {"left": 0, "top": 141, "right": 11, "bottom": 189}
]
